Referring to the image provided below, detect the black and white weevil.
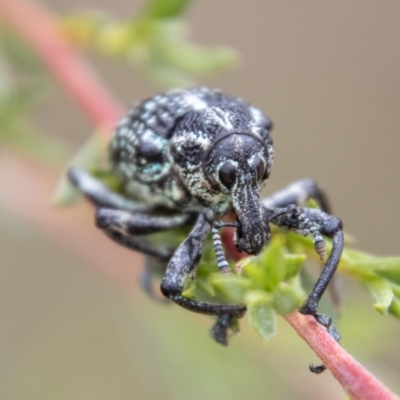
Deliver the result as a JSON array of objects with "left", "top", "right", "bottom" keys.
[{"left": 69, "top": 87, "right": 344, "bottom": 346}]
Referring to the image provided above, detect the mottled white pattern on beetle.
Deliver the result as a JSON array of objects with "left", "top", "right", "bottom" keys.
[
  {"left": 249, "top": 106, "right": 265, "bottom": 125},
  {"left": 170, "top": 130, "right": 211, "bottom": 153},
  {"left": 169, "top": 131, "right": 217, "bottom": 201},
  {"left": 180, "top": 93, "right": 208, "bottom": 111},
  {"left": 111, "top": 87, "right": 274, "bottom": 219},
  {"left": 207, "top": 108, "right": 234, "bottom": 131},
  {"left": 125, "top": 176, "right": 184, "bottom": 209}
]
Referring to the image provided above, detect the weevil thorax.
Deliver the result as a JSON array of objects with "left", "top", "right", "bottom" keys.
[{"left": 170, "top": 103, "right": 274, "bottom": 254}]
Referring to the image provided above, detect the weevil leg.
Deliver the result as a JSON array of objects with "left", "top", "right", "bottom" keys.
[
  {"left": 95, "top": 208, "right": 196, "bottom": 261},
  {"left": 68, "top": 167, "right": 153, "bottom": 212},
  {"left": 263, "top": 178, "right": 331, "bottom": 213},
  {"left": 267, "top": 206, "right": 344, "bottom": 342},
  {"left": 160, "top": 213, "right": 246, "bottom": 345},
  {"left": 263, "top": 179, "right": 343, "bottom": 309},
  {"left": 211, "top": 221, "right": 237, "bottom": 274}
]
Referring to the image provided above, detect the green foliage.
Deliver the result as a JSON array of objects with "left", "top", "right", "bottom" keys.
[
  {"left": 146, "top": 196, "right": 399, "bottom": 343},
  {"left": 61, "top": 0, "right": 237, "bottom": 88},
  {"left": 285, "top": 229, "right": 400, "bottom": 318},
  {"left": 205, "top": 235, "right": 307, "bottom": 341},
  {"left": 199, "top": 228, "right": 400, "bottom": 342},
  {"left": 140, "top": 0, "right": 190, "bottom": 19}
]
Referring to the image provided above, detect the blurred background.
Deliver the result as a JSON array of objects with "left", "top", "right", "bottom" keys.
[{"left": 1, "top": 0, "right": 400, "bottom": 399}]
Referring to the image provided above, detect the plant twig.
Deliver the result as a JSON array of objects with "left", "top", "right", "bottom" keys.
[
  {"left": 0, "top": 0, "right": 123, "bottom": 131},
  {"left": 222, "top": 224, "right": 399, "bottom": 399},
  {"left": 286, "top": 312, "right": 399, "bottom": 400}
]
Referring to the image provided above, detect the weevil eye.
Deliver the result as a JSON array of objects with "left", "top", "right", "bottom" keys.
[
  {"left": 253, "top": 156, "right": 267, "bottom": 181},
  {"left": 219, "top": 162, "right": 237, "bottom": 189}
]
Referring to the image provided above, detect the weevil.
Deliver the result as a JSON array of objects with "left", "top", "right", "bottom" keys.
[{"left": 69, "top": 87, "right": 344, "bottom": 347}]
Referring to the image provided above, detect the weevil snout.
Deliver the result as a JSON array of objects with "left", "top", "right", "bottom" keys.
[{"left": 232, "top": 178, "right": 271, "bottom": 254}]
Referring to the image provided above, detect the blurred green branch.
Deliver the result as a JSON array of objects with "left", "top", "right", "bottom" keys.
[{"left": 61, "top": 0, "right": 237, "bottom": 88}]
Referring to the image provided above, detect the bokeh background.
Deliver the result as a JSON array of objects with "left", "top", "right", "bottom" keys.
[{"left": 1, "top": 1, "right": 400, "bottom": 399}]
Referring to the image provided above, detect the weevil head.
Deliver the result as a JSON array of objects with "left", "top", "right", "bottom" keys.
[
  {"left": 204, "top": 132, "right": 274, "bottom": 255},
  {"left": 170, "top": 104, "right": 274, "bottom": 254}
]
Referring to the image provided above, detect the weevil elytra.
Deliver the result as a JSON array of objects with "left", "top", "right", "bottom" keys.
[{"left": 69, "top": 87, "right": 344, "bottom": 347}]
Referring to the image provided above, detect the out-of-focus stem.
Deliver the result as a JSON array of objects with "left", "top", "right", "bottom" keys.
[{"left": 0, "top": 0, "right": 123, "bottom": 132}]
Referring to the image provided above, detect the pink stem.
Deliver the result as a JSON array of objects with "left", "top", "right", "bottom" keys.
[
  {"left": 0, "top": 0, "right": 123, "bottom": 131},
  {"left": 286, "top": 312, "right": 399, "bottom": 400},
  {"left": 222, "top": 223, "right": 398, "bottom": 398}
]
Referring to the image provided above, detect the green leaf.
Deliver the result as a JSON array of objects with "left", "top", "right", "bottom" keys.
[
  {"left": 283, "top": 253, "right": 306, "bottom": 281},
  {"left": 391, "top": 284, "right": 400, "bottom": 300},
  {"left": 241, "top": 261, "right": 269, "bottom": 290},
  {"left": 272, "top": 282, "right": 305, "bottom": 315},
  {"left": 257, "top": 237, "right": 285, "bottom": 291},
  {"left": 196, "top": 277, "right": 215, "bottom": 297},
  {"left": 182, "top": 279, "right": 196, "bottom": 298},
  {"left": 306, "top": 198, "right": 320, "bottom": 209},
  {"left": 388, "top": 298, "right": 400, "bottom": 319},
  {"left": 245, "top": 291, "right": 276, "bottom": 342},
  {"left": 375, "top": 269, "right": 400, "bottom": 285},
  {"left": 140, "top": 0, "right": 190, "bottom": 19},
  {"left": 229, "top": 317, "right": 241, "bottom": 334},
  {"left": 162, "top": 42, "right": 238, "bottom": 75},
  {"left": 343, "top": 254, "right": 400, "bottom": 274},
  {"left": 363, "top": 276, "right": 394, "bottom": 315},
  {"left": 96, "top": 22, "right": 135, "bottom": 56},
  {"left": 141, "top": 62, "right": 196, "bottom": 89},
  {"left": 210, "top": 274, "right": 252, "bottom": 303}
]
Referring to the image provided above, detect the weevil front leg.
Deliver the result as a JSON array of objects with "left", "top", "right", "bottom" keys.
[
  {"left": 267, "top": 206, "right": 344, "bottom": 342},
  {"left": 160, "top": 213, "right": 246, "bottom": 345},
  {"left": 264, "top": 179, "right": 344, "bottom": 308}
]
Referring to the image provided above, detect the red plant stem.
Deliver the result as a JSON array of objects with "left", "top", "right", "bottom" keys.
[
  {"left": 286, "top": 312, "right": 399, "bottom": 400},
  {"left": 0, "top": 0, "right": 398, "bottom": 398},
  {"left": 223, "top": 224, "right": 399, "bottom": 399},
  {"left": 0, "top": 0, "right": 123, "bottom": 131}
]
